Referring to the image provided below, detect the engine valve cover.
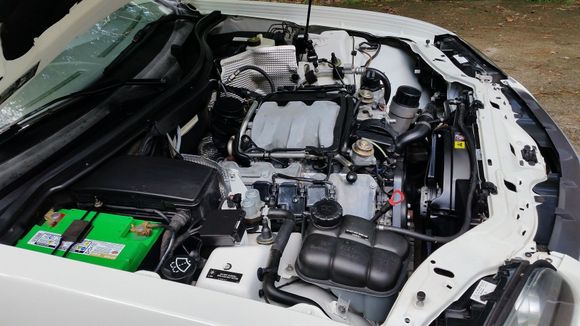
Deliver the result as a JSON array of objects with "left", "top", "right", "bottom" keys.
[{"left": 251, "top": 100, "right": 340, "bottom": 150}]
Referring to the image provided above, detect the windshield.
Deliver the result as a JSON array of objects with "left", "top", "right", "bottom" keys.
[{"left": 0, "top": 1, "right": 167, "bottom": 132}]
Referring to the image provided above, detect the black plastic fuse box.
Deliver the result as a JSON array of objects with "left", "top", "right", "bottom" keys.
[{"left": 72, "top": 156, "right": 221, "bottom": 220}]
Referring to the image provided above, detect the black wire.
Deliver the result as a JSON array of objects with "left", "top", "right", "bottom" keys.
[
  {"left": 49, "top": 238, "right": 64, "bottom": 256},
  {"left": 101, "top": 204, "right": 171, "bottom": 223},
  {"left": 49, "top": 210, "right": 91, "bottom": 255},
  {"left": 318, "top": 58, "right": 346, "bottom": 86},
  {"left": 358, "top": 41, "right": 381, "bottom": 68},
  {"left": 62, "top": 211, "right": 100, "bottom": 258},
  {"left": 272, "top": 173, "right": 332, "bottom": 186}
]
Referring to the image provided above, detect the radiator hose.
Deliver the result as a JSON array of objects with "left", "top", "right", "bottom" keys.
[
  {"left": 260, "top": 209, "right": 326, "bottom": 311},
  {"left": 394, "top": 105, "right": 435, "bottom": 153}
]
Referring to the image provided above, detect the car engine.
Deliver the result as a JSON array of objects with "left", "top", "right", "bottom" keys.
[{"left": 14, "top": 16, "right": 483, "bottom": 325}]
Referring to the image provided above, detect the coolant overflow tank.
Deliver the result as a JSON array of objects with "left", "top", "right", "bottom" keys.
[{"left": 295, "top": 214, "right": 409, "bottom": 322}]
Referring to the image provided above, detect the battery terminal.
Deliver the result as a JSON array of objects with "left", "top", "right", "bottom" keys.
[
  {"left": 44, "top": 209, "right": 64, "bottom": 227},
  {"left": 130, "top": 222, "right": 160, "bottom": 236}
]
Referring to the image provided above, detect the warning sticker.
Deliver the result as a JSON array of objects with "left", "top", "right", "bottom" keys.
[
  {"left": 454, "top": 141, "right": 466, "bottom": 149},
  {"left": 454, "top": 133, "right": 466, "bottom": 149},
  {"left": 206, "top": 268, "right": 243, "bottom": 283},
  {"left": 470, "top": 279, "right": 497, "bottom": 304},
  {"left": 27, "top": 231, "right": 124, "bottom": 260}
]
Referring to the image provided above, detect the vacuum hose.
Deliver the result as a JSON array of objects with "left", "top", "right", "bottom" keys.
[{"left": 225, "top": 65, "right": 276, "bottom": 93}]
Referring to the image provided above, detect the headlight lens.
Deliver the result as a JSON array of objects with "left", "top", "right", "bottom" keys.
[{"left": 504, "top": 267, "right": 575, "bottom": 326}]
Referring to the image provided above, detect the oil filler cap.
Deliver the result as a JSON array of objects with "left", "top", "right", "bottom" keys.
[{"left": 311, "top": 199, "right": 343, "bottom": 229}]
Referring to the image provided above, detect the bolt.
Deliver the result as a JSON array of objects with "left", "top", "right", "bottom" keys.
[
  {"left": 285, "top": 264, "right": 294, "bottom": 272},
  {"left": 417, "top": 291, "right": 426, "bottom": 302},
  {"left": 94, "top": 198, "right": 103, "bottom": 208},
  {"left": 525, "top": 252, "right": 532, "bottom": 258}
]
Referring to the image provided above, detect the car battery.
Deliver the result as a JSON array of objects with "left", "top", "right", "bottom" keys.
[{"left": 16, "top": 209, "right": 162, "bottom": 272}]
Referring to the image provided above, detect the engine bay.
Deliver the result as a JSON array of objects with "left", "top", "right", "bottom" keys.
[{"left": 10, "top": 13, "right": 492, "bottom": 325}]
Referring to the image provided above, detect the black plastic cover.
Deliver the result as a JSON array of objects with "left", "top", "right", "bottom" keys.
[
  {"left": 72, "top": 156, "right": 221, "bottom": 219},
  {"left": 426, "top": 127, "right": 471, "bottom": 216},
  {"left": 393, "top": 85, "right": 421, "bottom": 108},
  {"left": 199, "top": 209, "right": 246, "bottom": 247},
  {"left": 276, "top": 183, "right": 305, "bottom": 215},
  {"left": 354, "top": 119, "right": 398, "bottom": 150},
  {"left": 296, "top": 215, "right": 408, "bottom": 295}
]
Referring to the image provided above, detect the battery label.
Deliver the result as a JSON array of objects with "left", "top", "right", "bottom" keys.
[{"left": 27, "top": 231, "right": 124, "bottom": 260}]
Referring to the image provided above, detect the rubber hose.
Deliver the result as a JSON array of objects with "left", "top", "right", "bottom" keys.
[
  {"left": 371, "top": 201, "right": 392, "bottom": 223},
  {"left": 227, "top": 65, "right": 276, "bottom": 93},
  {"left": 394, "top": 104, "right": 435, "bottom": 153},
  {"left": 262, "top": 251, "right": 326, "bottom": 310},
  {"left": 394, "top": 119, "right": 432, "bottom": 153},
  {"left": 261, "top": 209, "right": 326, "bottom": 311}
]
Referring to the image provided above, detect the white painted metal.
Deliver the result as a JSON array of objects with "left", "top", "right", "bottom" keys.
[
  {"left": 383, "top": 39, "right": 561, "bottom": 326},
  {"left": 0, "top": 244, "right": 338, "bottom": 326},
  {"left": 196, "top": 244, "right": 271, "bottom": 300}
]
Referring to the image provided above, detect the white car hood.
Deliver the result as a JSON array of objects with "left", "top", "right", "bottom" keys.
[
  {"left": 0, "top": 0, "right": 131, "bottom": 106},
  {"left": 189, "top": 0, "right": 451, "bottom": 39},
  {"left": 0, "top": 0, "right": 453, "bottom": 106}
]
